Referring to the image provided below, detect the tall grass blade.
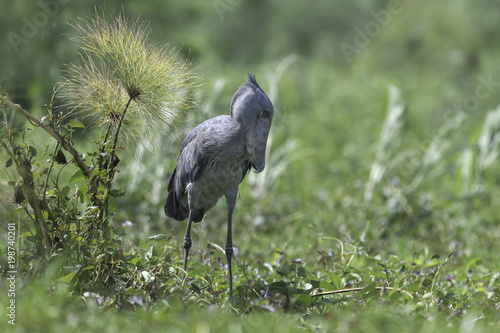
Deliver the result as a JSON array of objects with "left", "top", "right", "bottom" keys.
[
  {"left": 477, "top": 105, "right": 500, "bottom": 176},
  {"left": 364, "top": 85, "right": 406, "bottom": 202}
]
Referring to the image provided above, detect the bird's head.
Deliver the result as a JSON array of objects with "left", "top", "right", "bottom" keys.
[{"left": 230, "top": 74, "right": 274, "bottom": 173}]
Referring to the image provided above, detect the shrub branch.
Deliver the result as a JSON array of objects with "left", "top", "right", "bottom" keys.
[
  {"left": 0, "top": 96, "right": 91, "bottom": 178},
  {"left": 312, "top": 286, "right": 414, "bottom": 300},
  {"left": 0, "top": 118, "right": 52, "bottom": 256}
]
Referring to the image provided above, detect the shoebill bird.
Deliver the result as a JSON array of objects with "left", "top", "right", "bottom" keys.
[{"left": 164, "top": 74, "right": 274, "bottom": 302}]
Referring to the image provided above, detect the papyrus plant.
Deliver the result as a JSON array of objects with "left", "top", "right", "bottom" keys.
[
  {"left": 0, "top": 12, "right": 198, "bottom": 270},
  {"left": 59, "top": 12, "right": 199, "bottom": 237},
  {"left": 62, "top": 13, "right": 198, "bottom": 148}
]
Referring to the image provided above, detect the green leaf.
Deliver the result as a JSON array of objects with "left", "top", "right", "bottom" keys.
[
  {"left": 296, "top": 266, "right": 308, "bottom": 278},
  {"left": 277, "top": 265, "right": 293, "bottom": 277},
  {"left": 19, "top": 231, "right": 32, "bottom": 238},
  {"left": 11, "top": 206, "right": 24, "bottom": 215},
  {"left": 56, "top": 272, "right": 75, "bottom": 284},
  {"left": 76, "top": 183, "right": 88, "bottom": 204},
  {"left": 69, "top": 170, "right": 85, "bottom": 183},
  {"left": 310, "top": 280, "right": 335, "bottom": 291},
  {"left": 68, "top": 118, "right": 85, "bottom": 128},
  {"left": 465, "top": 257, "right": 480, "bottom": 270},
  {"left": 128, "top": 257, "right": 141, "bottom": 265},
  {"left": 294, "top": 293, "right": 314, "bottom": 305},
  {"left": 421, "top": 278, "right": 432, "bottom": 287},
  {"left": 361, "top": 284, "right": 379, "bottom": 300},
  {"left": 329, "top": 273, "right": 343, "bottom": 289},
  {"left": 406, "top": 283, "right": 422, "bottom": 293},
  {"left": 62, "top": 186, "right": 70, "bottom": 197},
  {"left": 269, "top": 281, "right": 288, "bottom": 294},
  {"left": 28, "top": 146, "right": 37, "bottom": 157}
]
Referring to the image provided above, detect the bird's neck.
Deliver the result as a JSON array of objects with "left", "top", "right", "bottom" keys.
[{"left": 222, "top": 120, "right": 247, "bottom": 159}]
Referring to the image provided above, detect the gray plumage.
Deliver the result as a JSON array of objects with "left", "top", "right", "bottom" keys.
[{"left": 164, "top": 74, "right": 274, "bottom": 302}]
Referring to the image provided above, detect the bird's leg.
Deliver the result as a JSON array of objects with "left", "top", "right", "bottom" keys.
[
  {"left": 182, "top": 213, "right": 193, "bottom": 281},
  {"left": 183, "top": 188, "right": 199, "bottom": 282},
  {"left": 226, "top": 211, "right": 233, "bottom": 303},
  {"left": 225, "top": 189, "right": 238, "bottom": 304}
]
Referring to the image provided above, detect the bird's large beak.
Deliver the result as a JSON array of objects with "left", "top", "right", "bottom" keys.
[{"left": 246, "top": 116, "right": 272, "bottom": 173}]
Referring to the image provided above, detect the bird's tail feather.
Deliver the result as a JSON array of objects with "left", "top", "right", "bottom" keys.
[{"left": 164, "top": 191, "right": 189, "bottom": 221}]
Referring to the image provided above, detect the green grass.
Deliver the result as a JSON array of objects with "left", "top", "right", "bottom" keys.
[{"left": 2, "top": 1, "right": 500, "bottom": 332}]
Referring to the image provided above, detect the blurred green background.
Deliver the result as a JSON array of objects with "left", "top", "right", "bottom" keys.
[
  {"left": 2, "top": 0, "right": 500, "bottom": 331},
  {"left": 2, "top": 0, "right": 500, "bottom": 280}
]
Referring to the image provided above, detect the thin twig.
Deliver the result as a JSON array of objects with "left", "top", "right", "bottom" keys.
[
  {"left": 42, "top": 142, "right": 59, "bottom": 228},
  {"left": 1, "top": 96, "right": 91, "bottom": 178},
  {"left": 107, "top": 95, "right": 133, "bottom": 176},
  {"left": 430, "top": 252, "right": 453, "bottom": 293},
  {"left": 98, "top": 122, "right": 113, "bottom": 172},
  {"left": 99, "top": 95, "right": 134, "bottom": 238},
  {"left": 1, "top": 116, "right": 52, "bottom": 255},
  {"left": 312, "top": 286, "right": 414, "bottom": 300}
]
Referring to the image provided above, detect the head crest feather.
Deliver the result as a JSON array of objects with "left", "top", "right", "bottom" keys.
[
  {"left": 230, "top": 73, "right": 264, "bottom": 117},
  {"left": 246, "top": 73, "right": 261, "bottom": 90}
]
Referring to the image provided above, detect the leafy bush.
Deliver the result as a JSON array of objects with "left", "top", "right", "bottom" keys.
[{"left": 0, "top": 12, "right": 198, "bottom": 296}]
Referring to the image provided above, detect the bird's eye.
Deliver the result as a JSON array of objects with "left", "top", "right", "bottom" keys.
[{"left": 262, "top": 109, "right": 271, "bottom": 117}]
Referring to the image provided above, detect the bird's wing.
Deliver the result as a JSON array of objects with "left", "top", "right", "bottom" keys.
[
  {"left": 165, "top": 123, "right": 211, "bottom": 221},
  {"left": 165, "top": 116, "right": 232, "bottom": 221},
  {"left": 179, "top": 116, "right": 250, "bottom": 185},
  {"left": 168, "top": 124, "right": 210, "bottom": 194}
]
